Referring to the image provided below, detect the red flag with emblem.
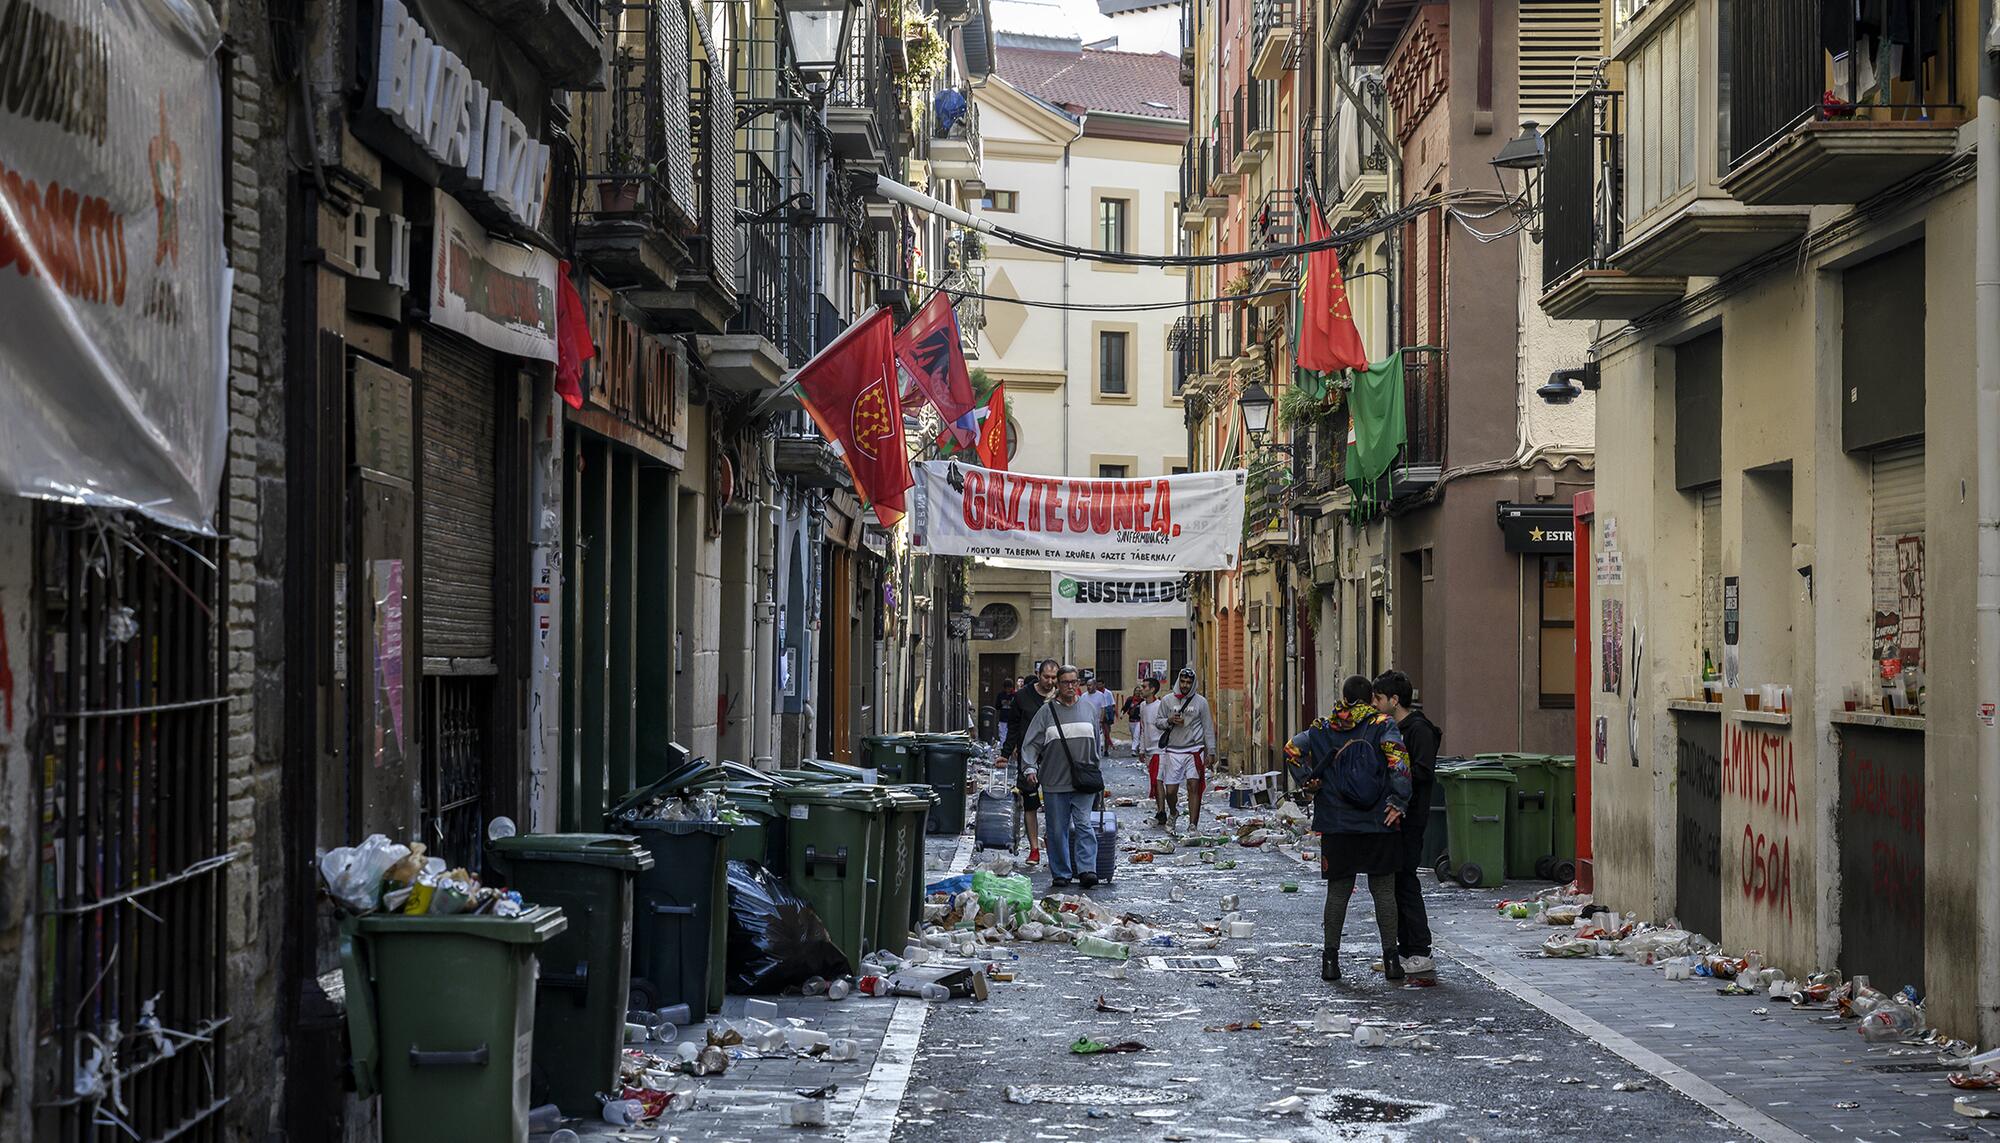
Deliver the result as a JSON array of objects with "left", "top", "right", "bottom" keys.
[
  {"left": 976, "top": 384, "right": 1008, "bottom": 470},
  {"left": 1296, "top": 201, "right": 1369, "bottom": 373},
  {"left": 795, "top": 308, "right": 913, "bottom": 527},
  {"left": 894, "top": 292, "right": 981, "bottom": 446}
]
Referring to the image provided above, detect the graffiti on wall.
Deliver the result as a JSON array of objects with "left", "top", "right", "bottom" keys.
[
  {"left": 1838, "top": 727, "right": 1925, "bottom": 989},
  {"left": 1723, "top": 723, "right": 1800, "bottom": 920},
  {"left": 1674, "top": 713, "right": 1723, "bottom": 942}
]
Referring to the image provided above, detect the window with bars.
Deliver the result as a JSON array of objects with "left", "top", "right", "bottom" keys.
[{"left": 1094, "top": 628, "right": 1126, "bottom": 690}]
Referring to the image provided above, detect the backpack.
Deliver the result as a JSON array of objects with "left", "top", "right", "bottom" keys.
[{"left": 1328, "top": 729, "right": 1389, "bottom": 810}]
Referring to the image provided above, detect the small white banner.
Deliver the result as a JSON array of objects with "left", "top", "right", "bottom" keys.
[
  {"left": 910, "top": 461, "right": 1247, "bottom": 573},
  {"left": 430, "top": 189, "right": 557, "bottom": 361},
  {"left": 1050, "top": 573, "right": 1188, "bottom": 618}
]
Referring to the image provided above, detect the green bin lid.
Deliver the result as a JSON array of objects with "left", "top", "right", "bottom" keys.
[
  {"left": 490, "top": 832, "right": 657, "bottom": 871},
  {"left": 774, "top": 782, "right": 893, "bottom": 808},
  {"left": 777, "top": 768, "right": 843, "bottom": 784},
  {"left": 923, "top": 740, "right": 981, "bottom": 758},
  {"left": 804, "top": 758, "right": 870, "bottom": 780},
  {"left": 621, "top": 818, "right": 730, "bottom": 837},
  {"left": 1442, "top": 767, "right": 1518, "bottom": 783},
  {"left": 349, "top": 903, "right": 569, "bottom": 943},
  {"left": 880, "top": 786, "right": 936, "bottom": 810}
]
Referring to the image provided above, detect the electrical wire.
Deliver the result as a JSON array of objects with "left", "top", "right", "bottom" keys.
[{"left": 883, "top": 271, "right": 1297, "bottom": 312}]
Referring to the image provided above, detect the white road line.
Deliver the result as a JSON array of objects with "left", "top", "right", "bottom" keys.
[
  {"left": 1440, "top": 940, "right": 1814, "bottom": 1143},
  {"left": 844, "top": 831, "right": 975, "bottom": 1141}
]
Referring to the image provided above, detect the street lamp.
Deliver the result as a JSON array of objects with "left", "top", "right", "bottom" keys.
[
  {"left": 1239, "top": 380, "right": 1295, "bottom": 454},
  {"left": 1491, "top": 119, "right": 1547, "bottom": 236},
  {"left": 781, "top": 0, "right": 857, "bottom": 85}
]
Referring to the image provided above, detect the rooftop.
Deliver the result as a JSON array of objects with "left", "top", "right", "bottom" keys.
[{"left": 994, "top": 46, "right": 1190, "bottom": 121}]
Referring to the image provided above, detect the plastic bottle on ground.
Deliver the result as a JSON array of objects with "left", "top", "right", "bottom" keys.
[
  {"left": 827, "top": 1038, "right": 862, "bottom": 1061},
  {"left": 858, "top": 975, "right": 894, "bottom": 997},
  {"left": 654, "top": 1003, "right": 692, "bottom": 1026},
  {"left": 801, "top": 976, "right": 829, "bottom": 996},
  {"left": 601, "top": 1098, "right": 645, "bottom": 1126},
  {"left": 1075, "top": 935, "right": 1130, "bottom": 960},
  {"left": 919, "top": 983, "right": 950, "bottom": 1001}
]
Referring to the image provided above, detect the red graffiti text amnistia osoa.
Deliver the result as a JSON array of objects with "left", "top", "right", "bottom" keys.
[
  {"left": 960, "top": 470, "right": 1182, "bottom": 538},
  {"left": 1724, "top": 723, "right": 1799, "bottom": 920}
]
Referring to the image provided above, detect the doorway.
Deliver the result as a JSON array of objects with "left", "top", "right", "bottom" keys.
[{"left": 977, "top": 653, "right": 1019, "bottom": 741}]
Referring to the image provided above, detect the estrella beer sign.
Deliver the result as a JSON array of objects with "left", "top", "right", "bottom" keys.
[{"left": 910, "top": 461, "right": 1248, "bottom": 572}]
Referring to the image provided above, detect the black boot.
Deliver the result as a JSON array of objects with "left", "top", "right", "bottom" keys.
[
  {"left": 1322, "top": 951, "right": 1341, "bottom": 982},
  {"left": 1383, "top": 955, "right": 1405, "bottom": 983}
]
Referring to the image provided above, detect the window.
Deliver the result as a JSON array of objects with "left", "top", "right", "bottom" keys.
[
  {"left": 1169, "top": 628, "right": 1189, "bottom": 679},
  {"left": 1623, "top": 3, "right": 1697, "bottom": 222},
  {"left": 1170, "top": 464, "right": 1189, "bottom": 475},
  {"left": 974, "top": 602, "right": 1021, "bottom": 640},
  {"left": 1539, "top": 555, "right": 1576, "bottom": 708},
  {"left": 981, "top": 189, "right": 1018, "bottom": 212},
  {"left": 1098, "top": 330, "right": 1129, "bottom": 395},
  {"left": 1095, "top": 628, "right": 1125, "bottom": 690},
  {"left": 1099, "top": 197, "right": 1129, "bottom": 252},
  {"left": 1005, "top": 416, "right": 1022, "bottom": 460},
  {"left": 1097, "top": 463, "right": 1129, "bottom": 479}
]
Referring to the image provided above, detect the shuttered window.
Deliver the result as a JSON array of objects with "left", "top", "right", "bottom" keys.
[
  {"left": 421, "top": 330, "right": 499, "bottom": 663},
  {"left": 1519, "top": 2, "right": 1608, "bottom": 122},
  {"left": 1869, "top": 443, "right": 1925, "bottom": 672},
  {"left": 1625, "top": 4, "right": 1697, "bottom": 223},
  {"left": 1699, "top": 485, "right": 1722, "bottom": 674}
]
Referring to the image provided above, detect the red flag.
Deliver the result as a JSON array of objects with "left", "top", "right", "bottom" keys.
[
  {"left": 1296, "top": 203, "right": 1369, "bottom": 373},
  {"left": 975, "top": 384, "right": 1008, "bottom": 470},
  {"left": 555, "top": 260, "right": 594, "bottom": 410},
  {"left": 894, "top": 292, "right": 980, "bottom": 446},
  {"left": 795, "top": 308, "right": 913, "bottom": 527}
]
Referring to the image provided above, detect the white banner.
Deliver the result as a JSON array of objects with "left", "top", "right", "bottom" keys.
[
  {"left": 0, "top": 0, "right": 230, "bottom": 532},
  {"left": 430, "top": 189, "right": 557, "bottom": 361},
  {"left": 1051, "top": 573, "right": 1188, "bottom": 618},
  {"left": 910, "top": 461, "right": 1247, "bottom": 572}
]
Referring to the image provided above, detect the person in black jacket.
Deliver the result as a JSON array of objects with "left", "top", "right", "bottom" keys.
[
  {"left": 1373, "top": 670, "right": 1440, "bottom": 981},
  {"left": 1008, "top": 659, "right": 1061, "bottom": 866}
]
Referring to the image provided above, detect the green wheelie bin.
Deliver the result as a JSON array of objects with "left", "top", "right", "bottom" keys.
[
  {"left": 1481, "top": 755, "right": 1556, "bottom": 881},
  {"left": 1547, "top": 755, "right": 1579, "bottom": 883},
  {"left": 1437, "top": 766, "right": 1515, "bottom": 888},
  {"left": 614, "top": 819, "right": 731, "bottom": 1017},
  {"left": 774, "top": 782, "right": 888, "bottom": 969},
  {"left": 340, "top": 906, "right": 567, "bottom": 1143},
  {"left": 1419, "top": 760, "right": 1457, "bottom": 872},
  {"left": 921, "top": 739, "right": 978, "bottom": 835},
  {"left": 487, "top": 834, "right": 653, "bottom": 1114},
  {"left": 722, "top": 784, "right": 787, "bottom": 868},
  {"left": 862, "top": 734, "right": 920, "bottom": 783},
  {"left": 876, "top": 785, "right": 936, "bottom": 952}
]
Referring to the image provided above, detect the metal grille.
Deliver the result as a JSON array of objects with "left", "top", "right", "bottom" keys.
[
  {"left": 650, "top": 0, "right": 696, "bottom": 227},
  {"left": 731, "top": 154, "right": 783, "bottom": 347},
  {"left": 1401, "top": 347, "right": 1447, "bottom": 470},
  {"left": 1540, "top": 89, "right": 1621, "bottom": 290},
  {"left": 421, "top": 676, "right": 491, "bottom": 872},
  {"left": 698, "top": 58, "right": 741, "bottom": 288},
  {"left": 1726, "top": 0, "right": 1819, "bottom": 168},
  {"left": 35, "top": 507, "right": 229, "bottom": 1142},
  {"left": 420, "top": 331, "right": 498, "bottom": 663}
]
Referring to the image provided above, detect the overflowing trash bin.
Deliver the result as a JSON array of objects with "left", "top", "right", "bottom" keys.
[
  {"left": 1436, "top": 763, "right": 1514, "bottom": 887},
  {"left": 340, "top": 906, "right": 568, "bottom": 1142},
  {"left": 773, "top": 782, "right": 888, "bottom": 968},
  {"left": 486, "top": 834, "right": 653, "bottom": 1114}
]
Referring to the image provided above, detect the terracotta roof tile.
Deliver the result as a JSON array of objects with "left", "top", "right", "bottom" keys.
[{"left": 995, "top": 47, "right": 1189, "bottom": 121}]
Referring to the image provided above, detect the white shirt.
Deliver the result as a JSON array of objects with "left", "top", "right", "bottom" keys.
[{"left": 1137, "top": 699, "right": 1163, "bottom": 754}]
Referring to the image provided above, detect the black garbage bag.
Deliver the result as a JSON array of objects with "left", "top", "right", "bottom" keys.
[{"left": 724, "top": 860, "right": 852, "bottom": 994}]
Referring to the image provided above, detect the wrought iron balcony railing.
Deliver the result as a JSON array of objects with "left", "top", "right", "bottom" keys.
[
  {"left": 1399, "top": 347, "right": 1446, "bottom": 473},
  {"left": 1540, "top": 89, "right": 1623, "bottom": 291},
  {"left": 1169, "top": 314, "right": 1210, "bottom": 394},
  {"left": 1251, "top": 0, "right": 1295, "bottom": 75},
  {"left": 1251, "top": 188, "right": 1298, "bottom": 283}
]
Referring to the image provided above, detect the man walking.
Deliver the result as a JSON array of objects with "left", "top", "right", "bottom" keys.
[
  {"left": 1151, "top": 667, "right": 1216, "bottom": 832},
  {"left": 1020, "top": 665, "right": 1105, "bottom": 889},
  {"left": 1007, "top": 659, "right": 1059, "bottom": 866},
  {"left": 1135, "top": 677, "right": 1166, "bottom": 823},
  {"left": 1372, "top": 671, "right": 1441, "bottom": 981}
]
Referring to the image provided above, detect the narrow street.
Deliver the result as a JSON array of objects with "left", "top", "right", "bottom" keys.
[{"left": 886, "top": 754, "right": 1736, "bottom": 1143}]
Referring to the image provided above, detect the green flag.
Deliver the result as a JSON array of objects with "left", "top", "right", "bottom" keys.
[{"left": 1344, "top": 353, "right": 1407, "bottom": 513}]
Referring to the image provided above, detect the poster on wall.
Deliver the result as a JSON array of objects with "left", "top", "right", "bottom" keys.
[
  {"left": 430, "top": 189, "right": 558, "bottom": 361},
  {"left": 371, "top": 558, "right": 408, "bottom": 770},
  {"left": 910, "top": 462, "right": 1248, "bottom": 573},
  {"left": 0, "top": 0, "right": 232, "bottom": 532},
  {"left": 1600, "top": 598, "right": 1623, "bottom": 694},
  {"left": 1896, "top": 535, "right": 1924, "bottom": 668},
  {"left": 1722, "top": 576, "right": 1741, "bottom": 687}
]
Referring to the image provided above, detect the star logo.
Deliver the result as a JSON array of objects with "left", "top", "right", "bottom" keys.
[
  {"left": 148, "top": 94, "right": 183, "bottom": 267},
  {"left": 1529, "top": 527, "right": 1545, "bottom": 542}
]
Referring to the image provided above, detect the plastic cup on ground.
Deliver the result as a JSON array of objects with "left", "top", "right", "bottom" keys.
[{"left": 744, "top": 998, "right": 780, "bottom": 1020}]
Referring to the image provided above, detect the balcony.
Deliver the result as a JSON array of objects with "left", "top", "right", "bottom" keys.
[
  {"left": 1537, "top": 89, "right": 1686, "bottom": 321},
  {"left": 476, "top": 0, "right": 605, "bottom": 88},
  {"left": 929, "top": 96, "right": 982, "bottom": 180},
  {"left": 940, "top": 269, "right": 984, "bottom": 360},
  {"left": 1250, "top": 0, "right": 1294, "bottom": 80},
  {"left": 575, "top": 1, "right": 698, "bottom": 290},
  {"left": 1206, "top": 121, "right": 1241, "bottom": 199},
  {"left": 710, "top": 154, "right": 794, "bottom": 393},
  {"left": 775, "top": 411, "right": 846, "bottom": 486},
  {"left": 1390, "top": 347, "right": 1445, "bottom": 494},
  {"left": 829, "top": 34, "right": 895, "bottom": 162},
  {"left": 1170, "top": 314, "right": 1211, "bottom": 396},
  {"left": 1719, "top": 0, "right": 1961, "bottom": 206},
  {"left": 1249, "top": 189, "right": 1297, "bottom": 304},
  {"left": 1180, "top": 143, "right": 1210, "bottom": 228},
  {"left": 654, "top": 58, "right": 741, "bottom": 337},
  {"left": 1232, "top": 83, "right": 1274, "bottom": 172}
]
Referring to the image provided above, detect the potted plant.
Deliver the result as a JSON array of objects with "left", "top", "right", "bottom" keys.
[
  {"left": 597, "top": 137, "right": 648, "bottom": 214},
  {"left": 903, "top": 11, "right": 947, "bottom": 84}
]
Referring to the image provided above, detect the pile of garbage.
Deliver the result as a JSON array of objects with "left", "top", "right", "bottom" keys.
[{"left": 318, "top": 835, "right": 523, "bottom": 918}]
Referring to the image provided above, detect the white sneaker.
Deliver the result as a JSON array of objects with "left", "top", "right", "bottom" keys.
[{"left": 1402, "top": 955, "right": 1437, "bottom": 977}]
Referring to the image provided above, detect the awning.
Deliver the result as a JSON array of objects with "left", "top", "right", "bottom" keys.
[{"left": 1495, "top": 502, "right": 1577, "bottom": 554}]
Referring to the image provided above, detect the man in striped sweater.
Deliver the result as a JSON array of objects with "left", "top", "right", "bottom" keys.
[{"left": 1020, "top": 665, "right": 1105, "bottom": 890}]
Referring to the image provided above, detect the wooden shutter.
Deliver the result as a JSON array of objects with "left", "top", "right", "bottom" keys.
[
  {"left": 421, "top": 330, "right": 499, "bottom": 663},
  {"left": 1699, "top": 486, "right": 1722, "bottom": 669},
  {"left": 1519, "top": 2, "right": 1607, "bottom": 122}
]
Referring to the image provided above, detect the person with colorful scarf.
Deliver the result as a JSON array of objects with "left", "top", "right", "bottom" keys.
[{"left": 1285, "top": 674, "right": 1413, "bottom": 983}]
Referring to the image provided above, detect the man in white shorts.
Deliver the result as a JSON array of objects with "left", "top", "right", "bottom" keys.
[{"left": 1152, "top": 668, "right": 1217, "bottom": 832}]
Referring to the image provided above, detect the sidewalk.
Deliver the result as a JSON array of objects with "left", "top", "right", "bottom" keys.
[
  {"left": 1434, "top": 889, "right": 1993, "bottom": 1142},
  {"left": 551, "top": 834, "right": 972, "bottom": 1141}
]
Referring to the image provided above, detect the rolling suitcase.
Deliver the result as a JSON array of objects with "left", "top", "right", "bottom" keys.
[
  {"left": 1093, "top": 804, "right": 1118, "bottom": 884},
  {"left": 975, "top": 786, "right": 1016, "bottom": 852}
]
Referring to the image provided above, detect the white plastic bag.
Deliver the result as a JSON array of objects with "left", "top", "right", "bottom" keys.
[{"left": 319, "top": 835, "right": 410, "bottom": 913}]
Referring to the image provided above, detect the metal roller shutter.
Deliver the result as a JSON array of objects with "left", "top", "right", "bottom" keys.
[
  {"left": 422, "top": 330, "right": 499, "bottom": 663},
  {"left": 1870, "top": 443, "right": 1925, "bottom": 667},
  {"left": 1699, "top": 486, "right": 1721, "bottom": 668}
]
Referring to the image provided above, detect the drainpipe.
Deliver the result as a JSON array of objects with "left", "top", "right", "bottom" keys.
[
  {"left": 1061, "top": 110, "right": 1089, "bottom": 478},
  {"left": 1974, "top": 0, "right": 2000, "bottom": 1049}
]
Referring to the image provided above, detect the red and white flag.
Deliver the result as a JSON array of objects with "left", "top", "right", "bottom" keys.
[{"left": 795, "top": 308, "right": 913, "bottom": 527}]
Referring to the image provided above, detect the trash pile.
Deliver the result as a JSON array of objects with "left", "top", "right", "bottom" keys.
[
  {"left": 318, "top": 835, "right": 523, "bottom": 917},
  {"left": 1496, "top": 882, "right": 2000, "bottom": 1104}
]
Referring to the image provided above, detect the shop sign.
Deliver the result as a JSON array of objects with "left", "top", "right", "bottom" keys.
[
  {"left": 430, "top": 189, "right": 556, "bottom": 360},
  {"left": 1497, "top": 503, "right": 1576, "bottom": 553},
  {"left": 0, "top": 0, "right": 229, "bottom": 532},
  {"left": 375, "top": 0, "right": 549, "bottom": 229},
  {"left": 910, "top": 462, "right": 1248, "bottom": 573},
  {"left": 1050, "top": 573, "right": 1188, "bottom": 619}
]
